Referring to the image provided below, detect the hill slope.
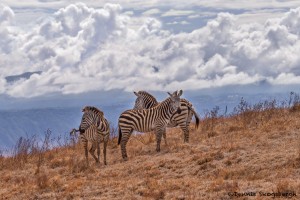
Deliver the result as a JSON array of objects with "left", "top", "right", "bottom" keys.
[{"left": 1, "top": 106, "right": 300, "bottom": 199}]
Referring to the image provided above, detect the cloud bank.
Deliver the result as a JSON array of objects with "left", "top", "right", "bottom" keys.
[{"left": 1, "top": 3, "right": 300, "bottom": 98}]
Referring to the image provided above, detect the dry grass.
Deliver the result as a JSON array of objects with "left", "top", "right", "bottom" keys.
[{"left": 1, "top": 99, "right": 300, "bottom": 199}]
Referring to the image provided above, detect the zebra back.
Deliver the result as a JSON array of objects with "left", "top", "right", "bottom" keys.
[
  {"left": 133, "top": 91, "right": 193, "bottom": 110},
  {"left": 119, "top": 93, "right": 181, "bottom": 133},
  {"left": 132, "top": 91, "right": 200, "bottom": 130},
  {"left": 82, "top": 106, "right": 104, "bottom": 117}
]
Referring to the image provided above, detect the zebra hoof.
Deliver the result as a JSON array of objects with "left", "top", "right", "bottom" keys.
[
  {"left": 123, "top": 157, "right": 128, "bottom": 161},
  {"left": 156, "top": 148, "right": 160, "bottom": 152}
]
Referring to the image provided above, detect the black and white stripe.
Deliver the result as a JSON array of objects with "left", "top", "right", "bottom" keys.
[
  {"left": 71, "top": 106, "right": 110, "bottom": 166},
  {"left": 133, "top": 91, "right": 200, "bottom": 143},
  {"left": 118, "top": 90, "right": 183, "bottom": 161}
]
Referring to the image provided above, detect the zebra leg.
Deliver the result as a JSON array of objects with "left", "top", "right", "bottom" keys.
[
  {"left": 97, "top": 142, "right": 100, "bottom": 164},
  {"left": 163, "top": 131, "right": 167, "bottom": 146},
  {"left": 83, "top": 139, "right": 89, "bottom": 166},
  {"left": 120, "top": 129, "right": 132, "bottom": 161},
  {"left": 103, "top": 138, "right": 108, "bottom": 165},
  {"left": 179, "top": 123, "right": 189, "bottom": 143},
  {"left": 155, "top": 127, "right": 165, "bottom": 152},
  {"left": 182, "top": 108, "right": 193, "bottom": 143},
  {"left": 89, "top": 142, "right": 99, "bottom": 163},
  {"left": 186, "top": 119, "right": 192, "bottom": 142}
]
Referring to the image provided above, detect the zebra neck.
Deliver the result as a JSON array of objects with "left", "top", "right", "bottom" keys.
[
  {"left": 96, "top": 117, "right": 102, "bottom": 128},
  {"left": 146, "top": 101, "right": 158, "bottom": 108},
  {"left": 157, "top": 97, "right": 175, "bottom": 117}
]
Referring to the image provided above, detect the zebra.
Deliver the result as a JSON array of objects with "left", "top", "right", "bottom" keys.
[
  {"left": 133, "top": 91, "right": 200, "bottom": 143},
  {"left": 70, "top": 106, "right": 110, "bottom": 166},
  {"left": 118, "top": 90, "right": 183, "bottom": 161}
]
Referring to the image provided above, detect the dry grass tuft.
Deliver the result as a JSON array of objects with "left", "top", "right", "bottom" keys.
[{"left": 36, "top": 172, "right": 49, "bottom": 190}]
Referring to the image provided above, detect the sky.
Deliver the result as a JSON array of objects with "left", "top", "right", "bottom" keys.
[{"left": 1, "top": 0, "right": 300, "bottom": 99}]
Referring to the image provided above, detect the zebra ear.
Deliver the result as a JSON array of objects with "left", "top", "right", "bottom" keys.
[
  {"left": 134, "top": 91, "right": 139, "bottom": 97},
  {"left": 167, "top": 92, "right": 172, "bottom": 97},
  {"left": 177, "top": 90, "right": 183, "bottom": 97}
]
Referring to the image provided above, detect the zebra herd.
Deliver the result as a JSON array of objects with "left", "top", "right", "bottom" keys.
[{"left": 71, "top": 90, "right": 200, "bottom": 165}]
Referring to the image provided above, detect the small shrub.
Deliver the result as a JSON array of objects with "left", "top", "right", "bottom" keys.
[
  {"left": 288, "top": 92, "right": 300, "bottom": 112},
  {"left": 202, "top": 106, "right": 220, "bottom": 136},
  {"left": 109, "top": 122, "right": 118, "bottom": 139},
  {"left": 11, "top": 134, "right": 37, "bottom": 168},
  {"left": 35, "top": 129, "right": 53, "bottom": 174}
]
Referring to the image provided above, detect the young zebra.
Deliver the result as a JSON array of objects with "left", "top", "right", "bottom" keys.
[
  {"left": 118, "top": 90, "right": 183, "bottom": 161},
  {"left": 70, "top": 106, "right": 110, "bottom": 166},
  {"left": 133, "top": 91, "right": 200, "bottom": 143}
]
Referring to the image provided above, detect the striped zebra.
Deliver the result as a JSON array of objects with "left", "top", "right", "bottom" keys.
[
  {"left": 133, "top": 91, "right": 200, "bottom": 143},
  {"left": 70, "top": 106, "right": 110, "bottom": 166},
  {"left": 118, "top": 90, "right": 183, "bottom": 161}
]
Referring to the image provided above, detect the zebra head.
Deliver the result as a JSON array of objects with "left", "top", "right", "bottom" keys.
[
  {"left": 133, "top": 91, "right": 150, "bottom": 110},
  {"left": 133, "top": 91, "right": 158, "bottom": 109},
  {"left": 167, "top": 90, "right": 183, "bottom": 114},
  {"left": 79, "top": 110, "right": 100, "bottom": 134},
  {"left": 133, "top": 91, "right": 143, "bottom": 109}
]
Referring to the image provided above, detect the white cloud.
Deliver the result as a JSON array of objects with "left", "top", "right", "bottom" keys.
[
  {"left": 3, "top": 0, "right": 300, "bottom": 10},
  {"left": 167, "top": 20, "right": 190, "bottom": 25},
  {"left": 235, "top": 9, "right": 285, "bottom": 25},
  {"left": 270, "top": 73, "right": 300, "bottom": 85},
  {"left": 188, "top": 12, "right": 216, "bottom": 19},
  {"left": 4, "top": 1, "right": 300, "bottom": 28},
  {"left": 123, "top": 11, "right": 134, "bottom": 16},
  {"left": 0, "top": 77, "right": 6, "bottom": 94},
  {"left": 162, "top": 9, "right": 194, "bottom": 17},
  {"left": 138, "top": 18, "right": 162, "bottom": 37},
  {"left": 142, "top": 8, "right": 160, "bottom": 16},
  {"left": 0, "top": 4, "right": 14, "bottom": 24},
  {"left": 0, "top": 5, "right": 17, "bottom": 54},
  {"left": 1, "top": 4, "right": 300, "bottom": 98}
]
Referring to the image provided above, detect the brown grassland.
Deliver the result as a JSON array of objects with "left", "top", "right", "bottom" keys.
[{"left": 1, "top": 98, "right": 300, "bottom": 199}]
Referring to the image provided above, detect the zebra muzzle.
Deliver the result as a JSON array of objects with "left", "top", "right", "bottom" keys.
[
  {"left": 79, "top": 128, "right": 85, "bottom": 134},
  {"left": 176, "top": 107, "right": 182, "bottom": 114}
]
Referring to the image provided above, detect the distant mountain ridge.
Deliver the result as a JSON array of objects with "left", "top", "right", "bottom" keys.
[
  {"left": 0, "top": 107, "right": 81, "bottom": 151},
  {"left": 5, "top": 71, "right": 42, "bottom": 83}
]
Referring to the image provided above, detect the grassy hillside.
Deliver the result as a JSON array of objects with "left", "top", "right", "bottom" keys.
[{"left": 1, "top": 99, "right": 300, "bottom": 199}]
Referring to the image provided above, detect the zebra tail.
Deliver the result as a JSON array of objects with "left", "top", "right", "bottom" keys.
[
  {"left": 190, "top": 107, "right": 200, "bottom": 129},
  {"left": 118, "top": 125, "right": 122, "bottom": 145}
]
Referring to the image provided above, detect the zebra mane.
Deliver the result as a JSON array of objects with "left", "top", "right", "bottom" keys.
[
  {"left": 137, "top": 91, "right": 158, "bottom": 103},
  {"left": 82, "top": 106, "right": 104, "bottom": 117}
]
